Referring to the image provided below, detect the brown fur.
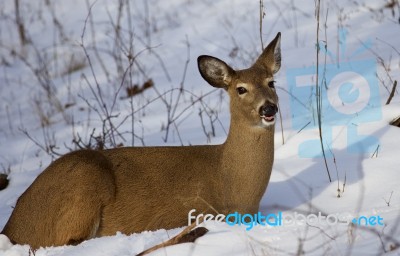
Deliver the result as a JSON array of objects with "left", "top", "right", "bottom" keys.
[{"left": 1, "top": 33, "right": 281, "bottom": 249}]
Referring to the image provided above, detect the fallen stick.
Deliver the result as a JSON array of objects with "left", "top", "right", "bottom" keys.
[
  {"left": 390, "top": 116, "right": 400, "bottom": 127},
  {"left": 136, "top": 223, "right": 208, "bottom": 256}
]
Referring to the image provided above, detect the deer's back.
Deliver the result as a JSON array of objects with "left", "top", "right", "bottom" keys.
[{"left": 98, "top": 145, "right": 224, "bottom": 235}]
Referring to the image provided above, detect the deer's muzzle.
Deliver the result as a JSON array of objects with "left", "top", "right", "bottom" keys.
[{"left": 259, "top": 104, "right": 278, "bottom": 122}]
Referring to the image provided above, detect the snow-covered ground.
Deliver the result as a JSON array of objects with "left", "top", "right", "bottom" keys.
[{"left": 0, "top": 0, "right": 399, "bottom": 255}]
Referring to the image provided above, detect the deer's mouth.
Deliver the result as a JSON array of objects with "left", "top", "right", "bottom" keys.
[
  {"left": 260, "top": 115, "right": 275, "bottom": 125},
  {"left": 262, "top": 115, "right": 275, "bottom": 122}
]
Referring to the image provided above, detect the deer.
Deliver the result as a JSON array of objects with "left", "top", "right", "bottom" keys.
[{"left": 1, "top": 32, "right": 281, "bottom": 249}]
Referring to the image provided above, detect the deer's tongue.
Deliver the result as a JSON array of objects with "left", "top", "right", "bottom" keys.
[{"left": 263, "top": 116, "right": 274, "bottom": 121}]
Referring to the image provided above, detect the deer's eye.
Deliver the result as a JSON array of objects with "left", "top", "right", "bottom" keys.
[
  {"left": 236, "top": 87, "right": 248, "bottom": 95},
  {"left": 268, "top": 81, "right": 276, "bottom": 89}
]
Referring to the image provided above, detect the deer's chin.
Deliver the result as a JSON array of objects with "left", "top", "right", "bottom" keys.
[{"left": 260, "top": 115, "right": 276, "bottom": 127}]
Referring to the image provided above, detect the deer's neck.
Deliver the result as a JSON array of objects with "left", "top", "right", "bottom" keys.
[{"left": 218, "top": 119, "right": 275, "bottom": 213}]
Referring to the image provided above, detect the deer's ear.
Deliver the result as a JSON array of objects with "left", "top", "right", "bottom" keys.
[
  {"left": 198, "top": 55, "right": 236, "bottom": 88},
  {"left": 255, "top": 32, "right": 281, "bottom": 74}
]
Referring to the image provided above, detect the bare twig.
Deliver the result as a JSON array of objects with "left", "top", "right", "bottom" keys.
[
  {"left": 383, "top": 191, "right": 394, "bottom": 207},
  {"left": 85, "top": 0, "right": 110, "bottom": 80},
  {"left": 297, "top": 121, "right": 311, "bottom": 134},
  {"left": 327, "top": 146, "right": 341, "bottom": 197},
  {"left": 342, "top": 171, "right": 347, "bottom": 194},
  {"left": 277, "top": 101, "right": 285, "bottom": 145},
  {"left": 390, "top": 116, "right": 400, "bottom": 127},
  {"left": 315, "top": 0, "right": 332, "bottom": 182},
  {"left": 136, "top": 224, "right": 208, "bottom": 256},
  {"left": 259, "top": 0, "right": 265, "bottom": 50},
  {"left": 386, "top": 80, "right": 397, "bottom": 105},
  {"left": 14, "top": 0, "right": 27, "bottom": 46},
  {"left": 19, "top": 127, "right": 61, "bottom": 159},
  {"left": 306, "top": 223, "right": 336, "bottom": 240},
  {"left": 371, "top": 145, "right": 380, "bottom": 158}
]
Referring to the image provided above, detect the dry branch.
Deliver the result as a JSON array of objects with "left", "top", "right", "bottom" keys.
[
  {"left": 390, "top": 116, "right": 400, "bottom": 127},
  {"left": 386, "top": 80, "right": 397, "bottom": 105},
  {"left": 136, "top": 225, "right": 208, "bottom": 256}
]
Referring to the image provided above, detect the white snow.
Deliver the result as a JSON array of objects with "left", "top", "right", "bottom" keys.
[{"left": 1, "top": 0, "right": 400, "bottom": 255}]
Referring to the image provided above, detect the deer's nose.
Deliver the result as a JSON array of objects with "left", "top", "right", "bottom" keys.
[{"left": 259, "top": 104, "right": 278, "bottom": 117}]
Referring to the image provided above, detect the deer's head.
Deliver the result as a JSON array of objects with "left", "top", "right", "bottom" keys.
[{"left": 198, "top": 32, "right": 281, "bottom": 129}]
